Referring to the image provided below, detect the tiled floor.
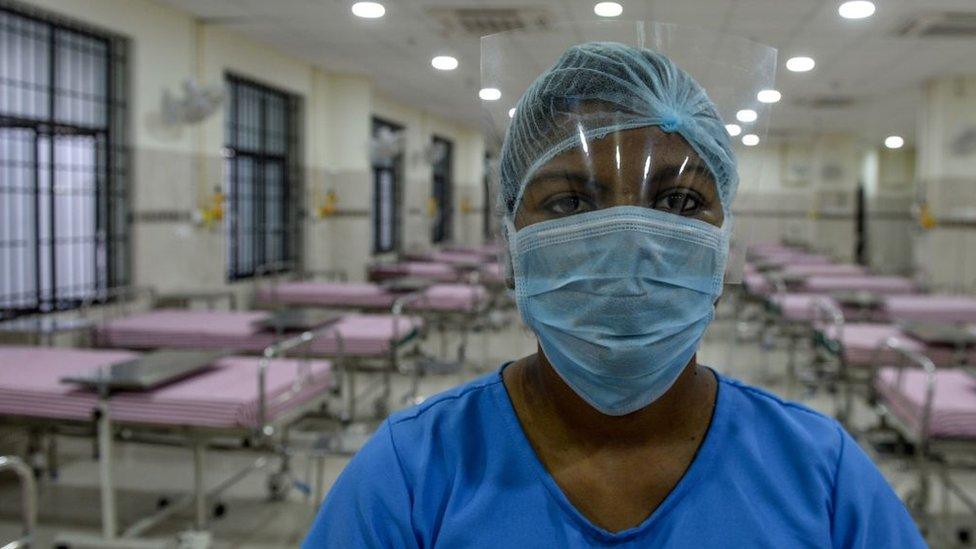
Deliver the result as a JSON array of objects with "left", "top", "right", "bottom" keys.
[{"left": 1, "top": 303, "right": 973, "bottom": 547}]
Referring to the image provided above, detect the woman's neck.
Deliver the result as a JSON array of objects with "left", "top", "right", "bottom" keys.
[{"left": 507, "top": 346, "right": 717, "bottom": 448}]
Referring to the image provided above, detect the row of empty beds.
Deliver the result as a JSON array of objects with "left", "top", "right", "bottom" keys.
[
  {"left": 734, "top": 241, "right": 976, "bottom": 539},
  {"left": 0, "top": 244, "right": 507, "bottom": 548}
]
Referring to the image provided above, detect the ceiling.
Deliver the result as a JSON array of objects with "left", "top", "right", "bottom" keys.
[{"left": 159, "top": 0, "right": 976, "bottom": 145}]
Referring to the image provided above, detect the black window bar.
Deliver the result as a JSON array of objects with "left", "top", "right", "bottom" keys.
[
  {"left": 0, "top": 2, "right": 129, "bottom": 320},
  {"left": 483, "top": 152, "right": 495, "bottom": 241},
  {"left": 431, "top": 135, "right": 454, "bottom": 244},
  {"left": 371, "top": 117, "right": 403, "bottom": 255},
  {"left": 224, "top": 74, "right": 303, "bottom": 280}
]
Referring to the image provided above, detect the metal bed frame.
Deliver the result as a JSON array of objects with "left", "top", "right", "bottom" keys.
[
  {"left": 866, "top": 338, "right": 976, "bottom": 542},
  {"left": 1, "top": 328, "right": 341, "bottom": 549},
  {"left": 254, "top": 262, "right": 492, "bottom": 373},
  {"left": 0, "top": 456, "right": 36, "bottom": 549}
]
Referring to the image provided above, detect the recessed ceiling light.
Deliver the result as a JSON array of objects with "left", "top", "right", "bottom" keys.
[
  {"left": 431, "top": 56, "right": 458, "bottom": 71},
  {"left": 884, "top": 135, "right": 904, "bottom": 149},
  {"left": 736, "top": 109, "right": 758, "bottom": 123},
  {"left": 594, "top": 2, "right": 623, "bottom": 17},
  {"left": 839, "top": 1, "right": 875, "bottom": 20},
  {"left": 508, "top": 108, "right": 516, "bottom": 118},
  {"left": 479, "top": 88, "right": 501, "bottom": 101},
  {"left": 352, "top": 2, "right": 384, "bottom": 18},
  {"left": 725, "top": 124, "right": 742, "bottom": 137},
  {"left": 757, "top": 89, "right": 782, "bottom": 104},
  {"left": 742, "top": 134, "right": 760, "bottom": 147},
  {"left": 786, "top": 56, "right": 815, "bottom": 72}
]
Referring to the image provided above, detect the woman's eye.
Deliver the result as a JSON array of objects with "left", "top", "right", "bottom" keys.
[
  {"left": 545, "top": 194, "right": 591, "bottom": 215},
  {"left": 653, "top": 190, "right": 703, "bottom": 215}
]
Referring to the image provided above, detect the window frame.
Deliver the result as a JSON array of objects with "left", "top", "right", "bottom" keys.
[
  {"left": 371, "top": 117, "right": 404, "bottom": 255},
  {"left": 224, "top": 73, "right": 303, "bottom": 281},
  {"left": 430, "top": 135, "right": 454, "bottom": 244},
  {"left": 0, "top": 1, "right": 130, "bottom": 319}
]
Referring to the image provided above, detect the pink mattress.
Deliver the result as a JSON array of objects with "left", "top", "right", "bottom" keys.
[
  {"left": 771, "top": 294, "right": 837, "bottom": 322},
  {"left": 417, "top": 284, "right": 487, "bottom": 311},
  {"left": 255, "top": 282, "right": 486, "bottom": 312},
  {"left": 743, "top": 272, "right": 773, "bottom": 296},
  {"left": 368, "top": 261, "right": 459, "bottom": 282},
  {"left": 478, "top": 263, "right": 505, "bottom": 284},
  {"left": 0, "top": 346, "right": 332, "bottom": 429},
  {"left": 883, "top": 295, "right": 976, "bottom": 324},
  {"left": 759, "top": 253, "right": 832, "bottom": 267},
  {"left": 258, "top": 282, "right": 393, "bottom": 309},
  {"left": 819, "top": 323, "right": 974, "bottom": 367},
  {"left": 781, "top": 264, "right": 867, "bottom": 277},
  {"left": 95, "top": 310, "right": 423, "bottom": 357},
  {"left": 748, "top": 243, "right": 798, "bottom": 257},
  {"left": 802, "top": 276, "right": 917, "bottom": 295},
  {"left": 771, "top": 293, "right": 885, "bottom": 322},
  {"left": 444, "top": 243, "right": 500, "bottom": 257},
  {"left": 429, "top": 251, "right": 488, "bottom": 265},
  {"left": 874, "top": 367, "right": 976, "bottom": 440}
]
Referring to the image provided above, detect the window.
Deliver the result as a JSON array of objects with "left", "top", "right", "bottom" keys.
[
  {"left": 371, "top": 117, "right": 403, "bottom": 254},
  {"left": 224, "top": 75, "right": 302, "bottom": 280},
  {"left": 0, "top": 4, "right": 129, "bottom": 319},
  {"left": 431, "top": 136, "right": 454, "bottom": 244}
]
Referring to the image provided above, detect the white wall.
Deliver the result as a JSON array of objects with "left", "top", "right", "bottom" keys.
[{"left": 914, "top": 76, "right": 976, "bottom": 291}]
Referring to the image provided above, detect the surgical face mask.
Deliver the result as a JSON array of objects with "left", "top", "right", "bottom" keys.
[{"left": 508, "top": 205, "right": 728, "bottom": 416}]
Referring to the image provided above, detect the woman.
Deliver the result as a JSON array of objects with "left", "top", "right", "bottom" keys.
[{"left": 304, "top": 41, "right": 924, "bottom": 547}]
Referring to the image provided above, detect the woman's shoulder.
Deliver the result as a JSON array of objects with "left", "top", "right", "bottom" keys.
[
  {"left": 715, "top": 373, "right": 846, "bottom": 459},
  {"left": 387, "top": 369, "right": 505, "bottom": 430},
  {"left": 380, "top": 369, "right": 511, "bottom": 463}
]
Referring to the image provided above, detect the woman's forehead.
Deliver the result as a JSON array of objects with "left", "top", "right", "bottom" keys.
[{"left": 541, "top": 126, "right": 704, "bottom": 172}]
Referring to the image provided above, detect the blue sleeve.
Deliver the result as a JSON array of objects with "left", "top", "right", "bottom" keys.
[
  {"left": 303, "top": 420, "right": 418, "bottom": 548},
  {"left": 830, "top": 427, "right": 926, "bottom": 548}
]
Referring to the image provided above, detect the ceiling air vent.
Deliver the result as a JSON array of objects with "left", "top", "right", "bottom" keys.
[
  {"left": 792, "top": 96, "right": 857, "bottom": 109},
  {"left": 427, "top": 8, "right": 552, "bottom": 37},
  {"left": 895, "top": 12, "right": 976, "bottom": 38}
]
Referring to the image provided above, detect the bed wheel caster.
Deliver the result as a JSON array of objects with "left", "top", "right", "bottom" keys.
[
  {"left": 157, "top": 496, "right": 171, "bottom": 509},
  {"left": 267, "top": 472, "right": 289, "bottom": 501},
  {"left": 903, "top": 489, "right": 927, "bottom": 517},
  {"left": 55, "top": 544, "right": 71, "bottom": 549},
  {"left": 212, "top": 501, "right": 227, "bottom": 519}
]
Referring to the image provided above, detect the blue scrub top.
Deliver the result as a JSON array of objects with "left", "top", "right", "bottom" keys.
[{"left": 304, "top": 369, "right": 925, "bottom": 548}]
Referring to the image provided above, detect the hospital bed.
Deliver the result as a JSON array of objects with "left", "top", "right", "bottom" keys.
[
  {"left": 403, "top": 249, "right": 493, "bottom": 266},
  {"left": 91, "top": 308, "right": 423, "bottom": 421},
  {"left": 808, "top": 299, "right": 976, "bottom": 425},
  {"left": 442, "top": 243, "right": 501, "bottom": 257},
  {"left": 255, "top": 279, "right": 487, "bottom": 314},
  {"left": 367, "top": 260, "right": 462, "bottom": 283},
  {"left": 867, "top": 339, "right": 976, "bottom": 539},
  {"left": 0, "top": 333, "right": 336, "bottom": 548},
  {"left": 765, "top": 292, "right": 976, "bottom": 377},
  {"left": 751, "top": 268, "right": 921, "bottom": 379},
  {"left": 254, "top": 278, "right": 490, "bottom": 370}
]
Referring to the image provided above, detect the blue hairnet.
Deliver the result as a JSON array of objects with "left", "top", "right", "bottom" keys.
[{"left": 499, "top": 41, "right": 738, "bottom": 220}]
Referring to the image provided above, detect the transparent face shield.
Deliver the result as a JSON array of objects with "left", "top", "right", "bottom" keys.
[{"left": 481, "top": 22, "right": 777, "bottom": 285}]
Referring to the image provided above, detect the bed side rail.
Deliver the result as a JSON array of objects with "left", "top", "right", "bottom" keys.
[
  {"left": 870, "top": 336, "right": 937, "bottom": 446},
  {"left": 0, "top": 456, "right": 36, "bottom": 549},
  {"left": 256, "top": 323, "right": 345, "bottom": 437}
]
